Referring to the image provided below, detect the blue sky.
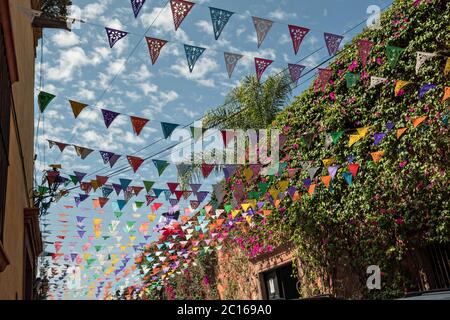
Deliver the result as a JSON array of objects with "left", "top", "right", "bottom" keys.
[{"left": 33, "top": 0, "right": 392, "bottom": 299}]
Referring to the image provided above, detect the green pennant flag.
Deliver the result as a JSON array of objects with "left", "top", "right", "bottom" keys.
[
  {"left": 224, "top": 204, "right": 233, "bottom": 213},
  {"left": 129, "top": 230, "right": 137, "bottom": 236},
  {"left": 258, "top": 182, "right": 269, "bottom": 193},
  {"left": 386, "top": 45, "right": 404, "bottom": 68},
  {"left": 200, "top": 208, "right": 206, "bottom": 215},
  {"left": 69, "top": 175, "right": 79, "bottom": 185},
  {"left": 38, "top": 186, "right": 49, "bottom": 194},
  {"left": 160, "top": 122, "right": 179, "bottom": 139},
  {"left": 345, "top": 73, "right": 359, "bottom": 89},
  {"left": 114, "top": 211, "right": 123, "bottom": 219},
  {"left": 102, "top": 236, "right": 110, "bottom": 240},
  {"left": 86, "top": 258, "right": 96, "bottom": 266},
  {"left": 134, "top": 201, "right": 144, "bottom": 209},
  {"left": 330, "top": 131, "right": 345, "bottom": 144},
  {"left": 278, "top": 162, "right": 288, "bottom": 175},
  {"left": 126, "top": 221, "right": 136, "bottom": 229},
  {"left": 143, "top": 180, "right": 155, "bottom": 193},
  {"left": 94, "top": 245, "right": 102, "bottom": 252},
  {"left": 153, "top": 159, "right": 170, "bottom": 176},
  {"left": 38, "top": 91, "right": 56, "bottom": 113}
]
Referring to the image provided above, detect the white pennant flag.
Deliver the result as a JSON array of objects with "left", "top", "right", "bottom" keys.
[
  {"left": 415, "top": 51, "right": 436, "bottom": 74},
  {"left": 369, "top": 76, "right": 387, "bottom": 88}
]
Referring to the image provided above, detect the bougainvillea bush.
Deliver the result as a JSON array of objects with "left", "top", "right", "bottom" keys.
[{"left": 218, "top": 0, "right": 449, "bottom": 299}]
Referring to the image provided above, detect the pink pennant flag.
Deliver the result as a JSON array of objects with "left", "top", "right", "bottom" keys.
[
  {"left": 357, "top": 39, "right": 374, "bottom": 67},
  {"left": 288, "top": 25, "right": 309, "bottom": 55},
  {"left": 145, "top": 37, "right": 168, "bottom": 65},
  {"left": 170, "top": 0, "right": 195, "bottom": 31},
  {"left": 127, "top": 155, "right": 144, "bottom": 173},
  {"left": 315, "top": 68, "right": 333, "bottom": 92},
  {"left": 288, "top": 63, "right": 306, "bottom": 84},
  {"left": 254, "top": 57, "right": 273, "bottom": 82}
]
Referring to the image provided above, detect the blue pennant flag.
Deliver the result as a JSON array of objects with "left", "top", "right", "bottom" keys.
[
  {"left": 209, "top": 7, "right": 234, "bottom": 40},
  {"left": 160, "top": 122, "right": 179, "bottom": 139},
  {"left": 117, "top": 199, "right": 128, "bottom": 211},
  {"left": 152, "top": 188, "right": 164, "bottom": 198},
  {"left": 163, "top": 190, "right": 172, "bottom": 201},
  {"left": 153, "top": 159, "right": 170, "bottom": 176},
  {"left": 119, "top": 178, "right": 132, "bottom": 190},
  {"left": 343, "top": 172, "right": 353, "bottom": 186},
  {"left": 184, "top": 44, "right": 205, "bottom": 73},
  {"left": 102, "top": 185, "right": 114, "bottom": 198},
  {"left": 130, "top": 0, "right": 146, "bottom": 18}
]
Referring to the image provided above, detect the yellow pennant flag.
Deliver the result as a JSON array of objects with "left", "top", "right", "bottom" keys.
[
  {"left": 348, "top": 134, "right": 362, "bottom": 147},
  {"left": 93, "top": 218, "right": 102, "bottom": 225},
  {"left": 396, "top": 128, "right": 407, "bottom": 139},
  {"left": 322, "top": 158, "right": 335, "bottom": 168},
  {"left": 248, "top": 199, "right": 257, "bottom": 209},
  {"left": 445, "top": 58, "right": 450, "bottom": 76},
  {"left": 147, "top": 214, "right": 156, "bottom": 222},
  {"left": 278, "top": 180, "right": 289, "bottom": 192},
  {"left": 443, "top": 86, "right": 450, "bottom": 103},
  {"left": 94, "top": 230, "right": 101, "bottom": 238},
  {"left": 91, "top": 180, "right": 99, "bottom": 191},
  {"left": 308, "top": 184, "right": 316, "bottom": 196},
  {"left": 69, "top": 100, "right": 88, "bottom": 118},
  {"left": 395, "top": 80, "right": 410, "bottom": 96},
  {"left": 231, "top": 209, "right": 241, "bottom": 219},
  {"left": 241, "top": 203, "right": 251, "bottom": 212},
  {"left": 245, "top": 215, "right": 252, "bottom": 225},
  {"left": 244, "top": 167, "right": 253, "bottom": 182},
  {"left": 129, "top": 235, "right": 136, "bottom": 242},
  {"left": 321, "top": 175, "right": 332, "bottom": 189},
  {"left": 412, "top": 116, "right": 427, "bottom": 128},
  {"left": 269, "top": 188, "right": 279, "bottom": 200},
  {"left": 370, "top": 151, "right": 385, "bottom": 165},
  {"left": 356, "top": 127, "right": 370, "bottom": 138}
]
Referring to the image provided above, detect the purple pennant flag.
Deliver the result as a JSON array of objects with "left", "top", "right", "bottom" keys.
[
  {"left": 257, "top": 201, "right": 265, "bottom": 210},
  {"left": 324, "top": 32, "right": 344, "bottom": 56},
  {"left": 105, "top": 27, "right": 128, "bottom": 48},
  {"left": 112, "top": 183, "right": 122, "bottom": 195},
  {"left": 169, "top": 198, "right": 178, "bottom": 206},
  {"left": 223, "top": 165, "right": 237, "bottom": 179},
  {"left": 76, "top": 216, "right": 86, "bottom": 223},
  {"left": 145, "top": 195, "right": 156, "bottom": 206},
  {"left": 99, "top": 151, "right": 114, "bottom": 164},
  {"left": 79, "top": 194, "right": 89, "bottom": 202},
  {"left": 77, "top": 230, "right": 86, "bottom": 238},
  {"left": 328, "top": 165, "right": 339, "bottom": 179},
  {"left": 74, "top": 171, "right": 86, "bottom": 183},
  {"left": 131, "top": 0, "right": 146, "bottom": 18},
  {"left": 374, "top": 132, "right": 387, "bottom": 145},
  {"left": 347, "top": 154, "right": 355, "bottom": 163},
  {"left": 101, "top": 109, "right": 120, "bottom": 128},
  {"left": 287, "top": 186, "right": 297, "bottom": 198},
  {"left": 386, "top": 122, "right": 396, "bottom": 131},
  {"left": 76, "top": 223, "right": 85, "bottom": 229},
  {"left": 190, "top": 200, "right": 199, "bottom": 209},
  {"left": 288, "top": 63, "right": 306, "bottom": 84},
  {"left": 197, "top": 191, "right": 209, "bottom": 203},
  {"left": 189, "top": 184, "right": 202, "bottom": 194},
  {"left": 109, "top": 154, "right": 121, "bottom": 168},
  {"left": 419, "top": 83, "right": 437, "bottom": 98},
  {"left": 303, "top": 178, "right": 312, "bottom": 189},
  {"left": 70, "top": 253, "right": 78, "bottom": 262}
]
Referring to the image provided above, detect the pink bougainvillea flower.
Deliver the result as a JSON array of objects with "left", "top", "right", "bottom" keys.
[
  {"left": 329, "top": 92, "right": 336, "bottom": 101},
  {"left": 348, "top": 60, "right": 358, "bottom": 71}
]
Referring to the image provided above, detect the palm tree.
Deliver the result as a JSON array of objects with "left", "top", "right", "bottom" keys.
[{"left": 202, "top": 74, "right": 292, "bottom": 130}]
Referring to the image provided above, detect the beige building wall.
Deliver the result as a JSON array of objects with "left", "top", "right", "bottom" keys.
[{"left": 0, "top": 0, "right": 38, "bottom": 299}]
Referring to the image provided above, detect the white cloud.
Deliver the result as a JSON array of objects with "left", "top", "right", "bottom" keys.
[
  {"left": 169, "top": 56, "right": 219, "bottom": 87},
  {"left": 51, "top": 31, "right": 81, "bottom": 48},
  {"left": 46, "top": 47, "right": 99, "bottom": 82},
  {"left": 268, "top": 9, "right": 297, "bottom": 20},
  {"left": 139, "top": 7, "right": 190, "bottom": 42},
  {"left": 195, "top": 20, "right": 213, "bottom": 35}
]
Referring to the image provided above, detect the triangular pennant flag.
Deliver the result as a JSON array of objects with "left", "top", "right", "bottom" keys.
[
  {"left": 396, "top": 128, "right": 407, "bottom": 139},
  {"left": 98, "top": 197, "right": 109, "bottom": 208},
  {"left": 343, "top": 172, "right": 353, "bottom": 186},
  {"left": 419, "top": 84, "right": 437, "bottom": 99},
  {"left": 288, "top": 25, "right": 309, "bottom": 55},
  {"left": 153, "top": 159, "right": 170, "bottom": 176},
  {"left": 74, "top": 146, "right": 94, "bottom": 160},
  {"left": 130, "top": 116, "right": 149, "bottom": 136},
  {"left": 131, "top": 0, "right": 146, "bottom": 18},
  {"left": 369, "top": 76, "right": 387, "bottom": 89},
  {"left": 415, "top": 51, "right": 436, "bottom": 74},
  {"left": 69, "top": 100, "right": 88, "bottom": 118},
  {"left": 315, "top": 68, "right": 333, "bottom": 92},
  {"left": 160, "top": 122, "right": 179, "bottom": 139},
  {"left": 167, "top": 183, "right": 179, "bottom": 193},
  {"left": 102, "top": 185, "right": 114, "bottom": 198},
  {"left": 327, "top": 165, "right": 339, "bottom": 179},
  {"left": 445, "top": 58, "right": 450, "bottom": 76},
  {"left": 386, "top": 46, "right": 404, "bottom": 68},
  {"left": 307, "top": 167, "right": 319, "bottom": 180},
  {"left": 184, "top": 44, "right": 205, "bottom": 73},
  {"left": 143, "top": 180, "right": 155, "bottom": 193},
  {"left": 109, "top": 154, "right": 120, "bottom": 168},
  {"left": 321, "top": 176, "right": 332, "bottom": 189},
  {"left": 348, "top": 134, "right": 362, "bottom": 147},
  {"left": 370, "top": 151, "right": 385, "bottom": 165},
  {"left": 252, "top": 17, "right": 273, "bottom": 48},
  {"left": 176, "top": 163, "right": 191, "bottom": 177},
  {"left": 442, "top": 87, "right": 450, "bottom": 103},
  {"left": 170, "top": 0, "right": 195, "bottom": 31},
  {"left": 101, "top": 109, "right": 120, "bottom": 128},
  {"left": 38, "top": 91, "right": 56, "bottom": 113},
  {"left": 345, "top": 72, "right": 359, "bottom": 89},
  {"left": 119, "top": 178, "right": 132, "bottom": 190},
  {"left": 288, "top": 63, "right": 306, "bottom": 84},
  {"left": 223, "top": 165, "right": 237, "bottom": 179},
  {"left": 105, "top": 27, "right": 128, "bottom": 48},
  {"left": 412, "top": 116, "right": 427, "bottom": 128},
  {"left": 96, "top": 175, "right": 108, "bottom": 186},
  {"left": 373, "top": 132, "right": 386, "bottom": 145},
  {"left": 223, "top": 52, "right": 243, "bottom": 78},
  {"left": 330, "top": 131, "right": 344, "bottom": 144},
  {"left": 348, "top": 163, "right": 359, "bottom": 178},
  {"left": 201, "top": 163, "right": 215, "bottom": 178},
  {"left": 308, "top": 184, "right": 316, "bottom": 196},
  {"left": 127, "top": 155, "right": 144, "bottom": 173},
  {"left": 74, "top": 171, "right": 86, "bottom": 183},
  {"left": 394, "top": 80, "right": 411, "bottom": 96},
  {"left": 117, "top": 200, "right": 128, "bottom": 211},
  {"left": 357, "top": 39, "right": 373, "bottom": 67},
  {"left": 145, "top": 37, "right": 167, "bottom": 65},
  {"left": 357, "top": 127, "right": 370, "bottom": 138},
  {"left": 322, "top": 158, "right": 335, "bottom": 168},
  {"left": 324, "top": 32, "right": 343, "bottom": 56},
  {"left": 254, "top": 57, "right": 273, "bottom": 82},
  {"left": 99, "top": 151, "right": 114, "bottom": 164},
  {"left": 209, "top": 7, "right": 233, "bottom": 40}
]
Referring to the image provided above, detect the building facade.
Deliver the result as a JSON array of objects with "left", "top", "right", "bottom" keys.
[{"left": 0, "top": 0, "right": 42, "bottom": 300}]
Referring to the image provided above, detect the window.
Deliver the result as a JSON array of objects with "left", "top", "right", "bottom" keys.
[
  {"left": 262, "top": 263, "right": 299, "bottom": 300},
  {"left": 0, "top": 23, "right": 12, "bottom": 242}
]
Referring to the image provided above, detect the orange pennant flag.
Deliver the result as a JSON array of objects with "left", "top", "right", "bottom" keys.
[
  {"left": 321, "top": 175, "right": 332, "bottom": 189},
  {"left": 292, "top": 191, "right": 301, "bottom": 201},
  {"left": 263, "top": 210, "right": 272, "bottom": 217},
  {"left": 412, "top": 116, "right": 427, "bottom": 128},
  {"left": 370, "top": 151, "right": 385, "bottom": 165},
  {"left": 396, "top": 128, "right": 407, "bottom": 139},
  {"left": 308, "top": 184, "right": 316, "bottom": 196},
  {"left": 443, "top": 87, "right": 450, "bottom": 103}
]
